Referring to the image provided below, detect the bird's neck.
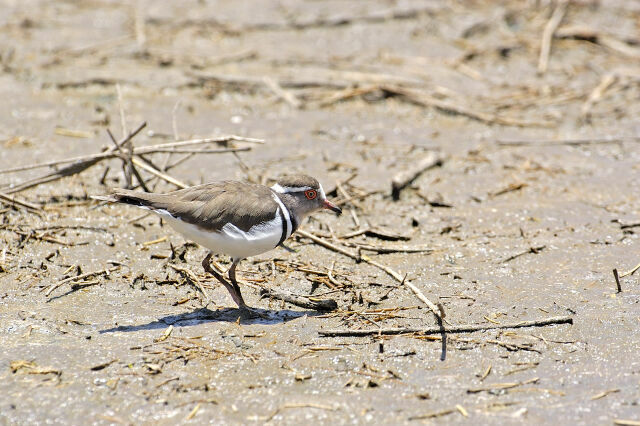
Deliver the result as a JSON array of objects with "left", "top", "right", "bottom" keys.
[{"left": 274, "top": 192, "right": 300, "bottom": 233}]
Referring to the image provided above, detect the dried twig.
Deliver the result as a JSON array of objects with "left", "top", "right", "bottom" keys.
[
  {"left": 408, "top": 408, "right": 458, "bottom": 421},
  {"left": 391, "top": 151, "right": 443, "bottom": 200},
  {"left": 537, "top": 1, "right": 567, "bottom": 74},
  {"left": 45, "top": 266, "right": 121, "bottom": 297},
  {"left": 581, "top": 73, "right": 618, "bottom": 120},
  {"left": 403, "top": 281, "right": 446, "bottom": 324},
  {"left": 131, "top": 157, "right": 188, "bottom": 189},
  {"left": 167, "top": 264, "right": 209, "bottom": 304},
  {"left": 139, "top": 147, "right": 250, "bottom": 154},
  {"left": 0, "top": 134, "right": 261, "bottom": 175},
  {"left": 1, "top": 122, "right": 147, "bottom": 194},
  {"left": 107, "top": 128, "right": 150, "bottom": 192},
  {"left": 260, "top": 287, "right": 338, "bottom": 311},
  {"left": 613, "top": 268, "right": 622, "bottom": 293},
  {"left": 468, "top": 377, "right": 539, "bottom": 394},
  {"left": 496, "top": 136, "right": 639, "bottom": 147},
  {"left": 296, "top": 229, "right": 361, "bottom": 261},
  {"left": 501, "top": 245, "right": 546, "bottom": 263},
  {"left": 335, "top": 189, "right": 380, "bottom": 206},
  {"left": 614, "top": 420, "right": 640, "bottom": 426},
  {"left": 350, "top": 243, "right": 432, "bottom": 254},
  {"left": 382, "top": 85, "right": 555, "bottom": 128},
  {"left": 319, "top": 315, "right": 573, "bottom": 337},
  {"left": 556, "top": 26, "right": 640, "bottom": 59},
  {"left": 297, "top": 230, "right": 442, "bottom": 321},
  {"left": 0, "top": 191, "right": 42, "bottom": 212},
  {"left": 263, "top": 77, "right": 302, "bottom": 108},
  {"left": 620, "top": 261, "right": 640, "bottom": 278}
]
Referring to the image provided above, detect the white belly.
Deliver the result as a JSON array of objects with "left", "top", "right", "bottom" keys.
[{"left": 157, "top": 210, "right": 283, "bottom": 260}]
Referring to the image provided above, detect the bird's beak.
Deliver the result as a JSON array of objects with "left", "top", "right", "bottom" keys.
[{"left": 323, "top": 199, "right": 342, "bottom": 215}]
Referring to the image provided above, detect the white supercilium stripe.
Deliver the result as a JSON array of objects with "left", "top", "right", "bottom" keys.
[
  {"left": 271, "top": 192, "right": 293, "bottom": 239},
  {"left": 318, "top": 184, "right": 326, "bottom": 200},
  {"left": 270, "top": 183, "right": 312, "bottom": 194}
]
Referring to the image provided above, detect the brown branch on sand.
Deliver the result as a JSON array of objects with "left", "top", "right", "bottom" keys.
[
  {"left": 581, "top": 73, "right": 618, "bottom": 121},
  {"left": 556, "top": 26, "right": 640, "bottom": 59},
  {"left": 381, "top": 85, "right": 555, "bottom": 128},
  {"left": 260, "top": 287, "right": 338, "bottom": 311},
  {"left": 296, "top": 229, "right": 444, "bottom": 322},
  {"left": 318, "top": 315, "right": 573, "bottom": 337},
  {"left": 537, "top": 1, "right": 568, "bottom": 75},
  {"left": 45, "top": 266, "right": 121, "bottom": 297},
  {"left": 496, "top": 136, "right": 640, "bottom": 147},
  {"left": 106, "top": 128, "right": 150, "bottom": 192},
  {"left": 1, "top": 122, "right": 148, "bottom": 194},
  {"left": 0, "top": 191, "right": 42, "bottom": 212},
  {"left": 167, "top": 264, "right": 210, "bottom": 304},
  {"left": 0, "top": 136, "right": 262, "bottom": 176},
  {"left": 263, "top": 77, "right": 302, "bottom": 108},
  {"left": 391, "top": 151, "right": 443, "bottom": 201},
  {"left": 501, "top": 245, "right": 546, "bottom": 263},
  {"left": 0, "top": 124, "right": 262, "bottom": 197},
  {"left": 619, "top": 261, "right": 640, "bottom": 278},
  {"left": 131, "top": 157, "right": 188, "bottom": 189},
  {"left": 612, "top": 268, "right": 622, "bottom": 293}
]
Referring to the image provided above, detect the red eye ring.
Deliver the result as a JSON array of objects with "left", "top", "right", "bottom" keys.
[{"left": 304, "top": 189, "right": 317, "bottom": 200}]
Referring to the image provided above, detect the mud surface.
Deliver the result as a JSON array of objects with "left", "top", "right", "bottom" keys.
[{"left": 1, "top": 1, "right": 640, "bottom": 424}]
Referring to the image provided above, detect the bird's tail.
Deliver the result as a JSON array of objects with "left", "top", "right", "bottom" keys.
[{"left": 91, "top": 189, "right": 158, "bottom": 209}]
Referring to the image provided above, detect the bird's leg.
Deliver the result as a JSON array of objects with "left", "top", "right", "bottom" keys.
[
  {"left": 229, "top": 258, "right": 269, "bottom": 319},
  {"left": 228, "top": 259, "right": 243, "bottom": 301},
  {"left": 202, "top": 252, "right": 246, "bottom": 309}
]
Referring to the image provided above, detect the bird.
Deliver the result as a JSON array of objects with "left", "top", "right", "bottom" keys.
[{"left": 93, "top": 174, "right": 342, "bottom": 314}]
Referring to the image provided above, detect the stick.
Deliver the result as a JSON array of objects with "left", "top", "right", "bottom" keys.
[
  {"left": 581, "top": 73, "right": 617, "bottom": 120},
  {"left": 0, "top": 133, "right": 261, "bottom": 175},
  {"left": 45, "top": 266, "right": 120, "bottom": 296},
  {"left": 496, "top": 137, "right": 637, "bottom": 147},
  {"left": 11, "top": 229, "right": 76, "bottom": 246},
  {"left": 249, "top": 6, "right": 435, "bottom": 31},
  {"left": 391, "top": 151, "right": 442, "bottom": 200},
  {"left": 134, "top": 135, "right": 265, "bottom": 150},
  {"left": 318, "top": 315, "right": 573, "bottom": 337},
  {"left": 106, "top": 128, "right": 150, "bottom": 192},
  {"left": 0, "top": 191, "right": 42, "bottom": 211},
  {"left": 116, "top": 84, "right": 134, "bottom": 188},
  {"left": 501, "top": 245, "right": 546, "bottom": 263},
  {"left": 296, "top": 230, "right": 443, "bottom": 321},
  {"left": 296, "top": 229, "right": 361, "bottom": 261},
  {"left": 382, "top": 85, "right": 555, "bottom": 128},
  {"left": 620, "top": 261, "right": 640, "bottom": 278},
  {"left": 131, "top": 157, "right": 188, "bottom": 189},
  {"left": 556, "top": 26, "right": 640, "bottom": 59},
  {"left": 352, "top": 244, "right": 432, "bottom": 254},
  {"left": 2, "top": 122, "right": 147, "bottom": 194},
  {"left": 167, "top": 264, "right": 210, "bottom": 304},
  {"left": 403, "top": 280, "right": 445, "bottom": 324},
  {"left": 260, "top": 288, "right": 338, "bottom": 311},
  {"left": 613, "top": 268, "right": 622, "bottom": 293},
  {"left": 263, "top": 77, "right": 302, "bottom": 108},
  {"left": 614, "top": 420, "right": 640, "bottom": 426},
  {"left": 141, "top": 147, "right": 251, "bottom": 154},
  {"left": 468, "top": 377, "right": 539, "bottom": 394},
  {"left": 537, "top": 1, "right": 567, "bottom": 74},
  {"left": 335, "top": 189, "right": 380, "bottom": 206}
]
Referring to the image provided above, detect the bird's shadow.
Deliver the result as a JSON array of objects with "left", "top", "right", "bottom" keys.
[{"left": 99, "top": 306, "right": 316, "bottom": 334}]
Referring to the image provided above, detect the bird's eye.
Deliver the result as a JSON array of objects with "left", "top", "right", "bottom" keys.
[{"left": 304, "top": 189, "right": 317, "bottom": 200}]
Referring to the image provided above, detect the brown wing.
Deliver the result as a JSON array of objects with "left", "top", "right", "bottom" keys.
[{"left": 109, "top": 181, "right": 280, "bottom": 232}]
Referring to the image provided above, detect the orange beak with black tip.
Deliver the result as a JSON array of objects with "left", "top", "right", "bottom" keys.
[{"left": 323, "top": 199, "right": 342, "bottom": 215}]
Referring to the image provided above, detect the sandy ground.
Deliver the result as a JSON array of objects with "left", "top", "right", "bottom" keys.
[{"left": 1, "top": 1, "right": 640, "bottom": 424}]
